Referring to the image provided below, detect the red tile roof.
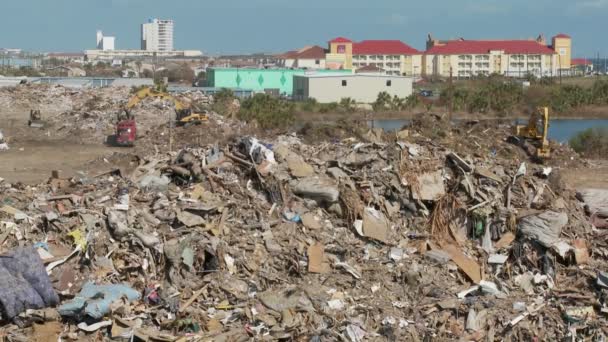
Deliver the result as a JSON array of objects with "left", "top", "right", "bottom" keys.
[
  {"left": 356, "top": 64, "right": 385, "bottom": 73},
  {"left": 296, "top": 46, "right": 326, "bottom": 59},
  {"left": 425, "top": 40, "right": 556, "bottom": 55},
  {"left": 554, "top": 33, "right": 571, "bottom": 39},
  {"left": 571, "top": 58, "right": 592, "bottom": 66},
  {"left": 329, "top": 37, "right": 352, "bottom": 43},
  {"left": 353, "top": 40, "right": 420, "bottom": 55},
  {"left": 279, "top": 50, "right": 298, "bottom": 59},
  {"left": 279, "top": 46, "right": 326, "bottom": 60}
]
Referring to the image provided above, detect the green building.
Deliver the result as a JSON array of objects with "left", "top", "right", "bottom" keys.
[{"left": 206, "top": 68, "right": 351, "bottom": 96}]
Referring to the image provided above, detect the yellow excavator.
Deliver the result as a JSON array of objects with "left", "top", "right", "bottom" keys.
[
  {"left": 514, "top": 106, "right": 551, "bottom": 158},
  {"left": 125, "top": 87, "right": 208, "bottom": 126}
]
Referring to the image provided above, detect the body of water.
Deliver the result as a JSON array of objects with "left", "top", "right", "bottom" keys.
[{"left": 369, "top": 118, "right": 608, "bottom": 143}]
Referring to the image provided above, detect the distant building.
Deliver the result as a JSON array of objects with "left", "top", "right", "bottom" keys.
[
  {"left": 293, "top": 74, "right": 413, "bottom": 103},
  {"left": 278, "top": 46, "right": 327, "bottom": 69},
  {"left": 46, "top": 66, "right": 86, "bottom": 77},
  {"left": 96, "top": 30, "right": 115, "bottom": 51},
  {"left": 141, "top": 18, "right": 174, "bottom": 51},
  {"left": 571, "top": 58, "right": 593, "bottom": 74},
  {"left": 326, "top": 37, "right": 423, "bottom": 76},
  {"left": 46, "top": 53, "right": 85, "bottom": 63},
  {"left": 423, "top": 33, "right": 572, "bottom": 78},
  {"left": 206, "top": 67, "right": 351, "bottom": 96},
  {"left": 0, "top": 48, "right": 22, "bottom": 56},
  {"left": 84, "top": 49, "right": 202, "bottom": 61}
]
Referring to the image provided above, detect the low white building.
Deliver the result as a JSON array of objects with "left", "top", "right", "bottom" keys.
[
  {"left": 96, "top": 30, "right": 115, "bottom": 51},
  {"left": 293, "top": 74, "right": 413, "bottom": 103},
  {"left": 84, "top": 49, "right": 203, "bottom": 61}
]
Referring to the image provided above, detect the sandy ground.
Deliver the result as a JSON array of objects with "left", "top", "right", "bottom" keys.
[
  {"left": 0, "top": 140, "right": 123, "bottom": 184},
  {"left": 0, "top": 109, "right": 124, "bottom": 184},
  {"left": 561, "top": 160, "right": 608, "bottom": 190}
]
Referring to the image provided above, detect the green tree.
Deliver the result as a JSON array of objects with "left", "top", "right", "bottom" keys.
[
  {"left": 569, "top": 127, "right": 608, "bottom": 158},
  {"left": 238, "top": 93, "right": 295, "bottom": 129},
  {"left": 390, "top": 95, "right": 405, "bottom": 110},
  {"left": 373, "top": 91, "right": 392, "bottom": 111},
  {"left": 404, "top": 94, "right": 420, "bottom": 109}
]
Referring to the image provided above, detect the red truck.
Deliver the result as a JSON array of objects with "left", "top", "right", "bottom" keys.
[{"left": 115, "top": 118, "right": 136, "bottom": 147}]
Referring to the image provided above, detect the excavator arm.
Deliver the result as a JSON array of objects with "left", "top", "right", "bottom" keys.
[
  {"left": 125, "top": 87, "right": 186, "bottom": 111},
  {"left": 124, "top": 86, "right": 207, "bottom": 125}
]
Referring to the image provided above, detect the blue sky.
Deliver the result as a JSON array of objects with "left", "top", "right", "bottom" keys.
[{"left": 0, "top": 0, "right": 605, "bottom": 56}]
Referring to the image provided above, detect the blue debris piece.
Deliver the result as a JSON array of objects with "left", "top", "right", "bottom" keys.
[{"left": 58, "top": 282, "right": 141, "bottom": 319}]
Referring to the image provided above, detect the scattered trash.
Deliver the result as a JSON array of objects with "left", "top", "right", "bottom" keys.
[
  {"left": 0, "top": 88, "right": 604, "bottom": 340},
  {"left": 58, "top": 283, "right": 140, "bottom": 319}
]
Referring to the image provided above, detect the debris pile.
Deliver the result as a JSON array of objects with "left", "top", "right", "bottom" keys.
[
  {"left": 0, "top": 112, "right": 607, "bottom": 340},
  {"left": 0, "top": 84, "right": 226, "bottom": 145}
]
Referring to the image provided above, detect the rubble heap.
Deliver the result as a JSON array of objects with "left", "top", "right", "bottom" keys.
[
  {"left": 0, "top": 117, "right": 607, "bottom": 341},
  {"left": 0, "top": 84, "right": 217, "bottom": 145}
]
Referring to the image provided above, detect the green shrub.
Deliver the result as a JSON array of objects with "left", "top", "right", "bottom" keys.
[
  {"left": 211, "top": 88, "right": 236, "bottom": 115},
  {"left": 238, "top": 93, "right": 295, "bottom": 129},
  {"left": 300, "top": 98, "right": 318, "bottom": 112},
  {"left": 339, "top": 97, "right": 356, "bottom": 112},
  {"left": 569, "top": 127, "right": 608, "bottom": 158},
  {"left": 318, "top": 102, "right": 338, "bottom": 113},
  {"left": 404, "top": 94, "right": 421, "bottom": 109}
]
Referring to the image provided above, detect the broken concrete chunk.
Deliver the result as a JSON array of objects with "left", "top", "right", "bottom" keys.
[
  {"left": 301, "top": 212, "right": 322, "bottom": 230},
  {"left": 577, "top": 189, "right": 608, "bottom": 216},
  {"left": 177, "top": 210, "right": 205, "bottom": 227},
  {"left": 413, "top": 171, "right": 445, "bottom": 201},
  {"left": 488, "top": 254, "right": 509, "bottom": 264},
  {"left": 362, "top": 207, "right": 389, "bottom": 243},
  {"left": 258, "top": 288, "right": 315, "bottom": 312},
  {"left": 286, "top": 152, "right": 315, "bottom": 178},
  {"left": 424, "top": 250, "right": 451, "bottom": 264},
  {"left": 107, "top": 210, "right": 131, "bottom": 238},
  {"left": 272, "top": 144, "right": 291, "bottom": 161},
  {"left": 139, "top": 174, "right": 170, "bottom": 192},
  {"left": 293, "top": 177, "right": 339, "bottom": 203},
  {"left": 517, "top": 211, "right": 568, "bottom": 248},
  {"left": 396, "top": 129, "right": 409, "bottom": 140},
  {"left": 327, "top": 167, "right": 349, "bottom": 180}
]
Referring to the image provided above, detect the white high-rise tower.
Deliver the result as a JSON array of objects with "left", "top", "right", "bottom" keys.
[{"left": 141, "top": 18, "right": 174, "bottom": 51}]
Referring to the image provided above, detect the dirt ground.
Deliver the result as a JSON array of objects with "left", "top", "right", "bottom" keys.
[
  {"left": 0, "top": 140, "right": 123, "bottom": 184},
  {"left": 0, "top": 109, "right": 123, "bottom": 183},
  {"left": 561, "top": 160, "right": 608, "bottom": 190}
]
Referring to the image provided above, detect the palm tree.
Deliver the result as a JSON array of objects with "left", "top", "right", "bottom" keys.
[
  {"left": 373, "top": 91, "right": 391, "bottom": 111},
  {"left": 391, "top": 95, "right": 405, "bottom": 110}
]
